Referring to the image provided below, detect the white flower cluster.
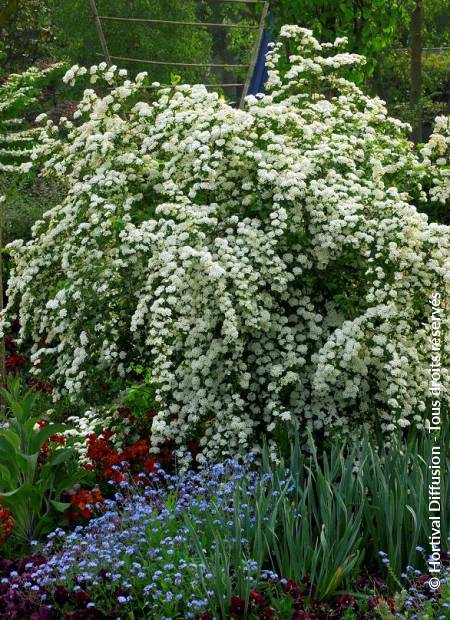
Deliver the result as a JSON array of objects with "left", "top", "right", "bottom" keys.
[
  {"left": 420, "top": 115, "right": 450, "bottom": 205},
  {"left": 64, "top": 406, "right": 134, "bottom": 463},
  {"left": 0, "top": 64, "right": 64, "bottom": 173},
  {"left": 2, "top": 27, "right": 449, "bottom": 460}
]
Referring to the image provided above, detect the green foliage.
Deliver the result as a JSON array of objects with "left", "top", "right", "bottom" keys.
[
  {"left": 0, "top": 377, "right": 82, "bottom": 543},
  {"left": 0, "top": 173, "right": 63, "bottom": 246},
  {"left": 185, "top": 431, "right": 449, "bottom": 598},
  {"left": 0, "top": 0, "right": 57, "bottom": 71},
  {"left": 271, "top": 0, "right": 413, "bottom": 78},
  {"left": 0, "top": 62, "right": 65, "bottom": 172},
  {"left": 373, "top": 50, "right": 450, "bottom": 132},
  {"left": 392, "top": 0, "right": 450, "bottom": 47},
  {"left": 50, "top": 0, "right": 213, "bottom": 84},
  {"left": 256, "top": 438, "right": 365, "bottom": 597}
]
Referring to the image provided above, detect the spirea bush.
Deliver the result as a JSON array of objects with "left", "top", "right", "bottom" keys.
[{"left": 2, "top": 27, "right": 449, "bottom": 460}]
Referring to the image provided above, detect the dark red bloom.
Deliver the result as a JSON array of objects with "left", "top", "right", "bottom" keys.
[
  {"left": 4, "top": 336, "right": 15, "bottom": 351},
  {"left": 284, "top": 579, "right": 303, "bottom": 603},
  {"left": 27, "top": 378, "right": 53, "bottom": 394},
  {"left": 0, "top": 502, "right": 15, "bottom": 543},
  {"left": 258, "top": 608, "right": 276, "bottom": 620},
  {"left": 73, "top": 590, "right": 91, "bottom": 607},
  {"left": 188, "top": 441, "right": 200, "bottom": 459},
  {"left": 335, "top": 594, "right": 356, "bottom": 609},
  {"left": 291, "top": 611, "right": 313, "bottom": 620},
  {"left": 53, "top": 584, "right": 70, "bottom": 605},
  {"left": 65, "top": 612, "right": 104, "bottom": 620},
  {"left": 230, "top": 596, "right": 246, "bottom": 617},
  {"left": 31, "top": 608, "right": 58, "bottom": 620},
  {"left": 37, "top": 421, "right": 67, "bottom": 464},
  {"left": 113, "top": 587, "right": 129, "bottom": 599},
  {"left": 5, "top": 353, "right": 28, "bottom": 374},
  {"left": 386, "top": 598, "right": 396, "bottom": 612},
  {"left": 249, "top": 590, "right": 266, "bottom": 608}
]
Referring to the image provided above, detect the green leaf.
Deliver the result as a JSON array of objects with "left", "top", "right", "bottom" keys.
[
  {"left": 0, "top": 429, "right": 20, "bottom": 450},
  {"left": 30, "top": 423, "right": 66, "bottom": 453},
  {"left": 49, "top": 499, "right": 71, "bottom": 513},
  {"left": 0, "top": 434, "right": 19, "bottom": 464},
  {"left": 15, "top": 451, "right": 39, "bottom": 478},
  {"left": 0, "top": 464, "right": 13, "bottom": 487},
  {"left": 48, "top": 447, "right": 75, "bottom": 466}
]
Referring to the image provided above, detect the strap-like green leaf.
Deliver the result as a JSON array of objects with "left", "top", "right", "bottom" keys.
[{"left": 49, "top": 499, "right": 71, "bottom": 513}]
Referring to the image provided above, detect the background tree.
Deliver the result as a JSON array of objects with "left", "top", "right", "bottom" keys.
[
  {"left": 0, "top": 0, "right": 56, "bottom": 72},
  {"left": 271, "top": 0, "right": 414, "bottom": 79},
  {"left": 50, "top": 0, "right": 213, "bottom": 84}
]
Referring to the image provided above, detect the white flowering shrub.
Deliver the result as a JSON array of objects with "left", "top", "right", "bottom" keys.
[
  {"left": 2, "top": 27, "right": 449, "bottom": 460},
  {"left": 420, "top": 115, "right": 450, "bottom": 207},
  {"left": 0, "top": 64, "right": 64, "bottom": 173}
]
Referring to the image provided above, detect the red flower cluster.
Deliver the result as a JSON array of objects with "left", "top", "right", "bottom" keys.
[
  {"left": 66, "top": 487, "right": 104, "bottom": 521},
  {"left": 85, "top": 431, "right": 162, "bottom": 483},
  {"left": 27, "top": 378, "right": 53, "bottom": 394},
  {"left": 37, "top": 420, "right": 66, "bottom": 464},
  {"left": 0, "top": 502, "right": 15, "bottom": 544},
  {"left": 3, "top": 336, "right": 52, "bottom": 393},
  {"left": 5, "top": 353, "right": 28, "bottom": 374},
  {"left": 283, "top": 577, "right": 344, "bottom": 620},
  {"left": 229, "top": 593, "right": 275, "bottom": 620}
]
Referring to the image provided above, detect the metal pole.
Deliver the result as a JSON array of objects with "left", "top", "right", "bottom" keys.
[
  {"left": 240, "top": 1, "right": 269, "bottom": 107},
  {"left": 95, "top": 53, "right": 249, "bottom": 69},
  {"left": 89, "top": 0, "right": 112, "bottom": 65},
  {"left": 98, "top": 16, "right": 259, "bottom": 30},
  {"left": 0, "top": 196, "right": 6, "bottom": 393}
]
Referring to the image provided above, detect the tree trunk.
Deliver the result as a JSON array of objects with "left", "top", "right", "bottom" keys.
[{"left": 410, "top": 0, "right": 423, "bottom": 143}]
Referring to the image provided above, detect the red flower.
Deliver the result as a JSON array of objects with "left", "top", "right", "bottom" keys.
[
  {"left": 230, "top": 596, "right": 246, "bottom": 617},
  {"left": 37, "top": 421, "right": 66, "bottom": 464},
  {"left": 291, "top": 611, "right": 313, "bottom": 620},
  {"left": 31, "top": 608, "right": 58, "bottom": 620},
  {"left": 86, "top": 430, "right": 167, "bottom": 481},
  {"left": 28, "top": 378, "right": 53, "bottom": 394},
  {"left": 335, "top": 594, "right": 356, "bottom": 609},
  {"left": 66, "top": 487, "right": 104, "bottom": 522},
  {"left": 4, "top": 336, "right": 15, "bottom": 352},
  {"left": 53, "top": 585, "right": 70, "bottom": 605},
  {"left": 73, "top": 590, "right": 91, "bottom": 607},
  {"left": 143, "top": 456, "right": 157, "bottom": 474},
  {"left": 259, "top": 608, "right": 276, "bottom": 620},
  {"left": 0, "top": 502, "right": 15, "bottom": 543},
  {"left": 188, "top": 441, "right": 200, "bottom": 459},
  {"left": 284, "top": 579, "right": 303, "bottom": 603},
  {"left": 249, "top": 590, "right": 266, "bottom": 608},
  {"left": 117, "top": 406, "right": 132, "bottom": 418},
  {"left": 386, "top": 598, "right": 396, "bottom": 613},
  {"left": 5, "top": 353, "right": 28, "bottom": 374}
]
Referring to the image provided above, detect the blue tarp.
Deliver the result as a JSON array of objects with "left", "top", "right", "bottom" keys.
[{"left": 248, "top": 14, "right": 273, "bottom": 96}]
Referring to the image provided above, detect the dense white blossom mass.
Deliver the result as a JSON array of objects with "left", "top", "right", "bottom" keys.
[{"left": 2, "top": 27, "right": 449, "bottom": 460}]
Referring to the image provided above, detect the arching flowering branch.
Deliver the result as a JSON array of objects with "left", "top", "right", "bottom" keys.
[{"left": 1, "top": 27, "right": 449, "bottom": 461}]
